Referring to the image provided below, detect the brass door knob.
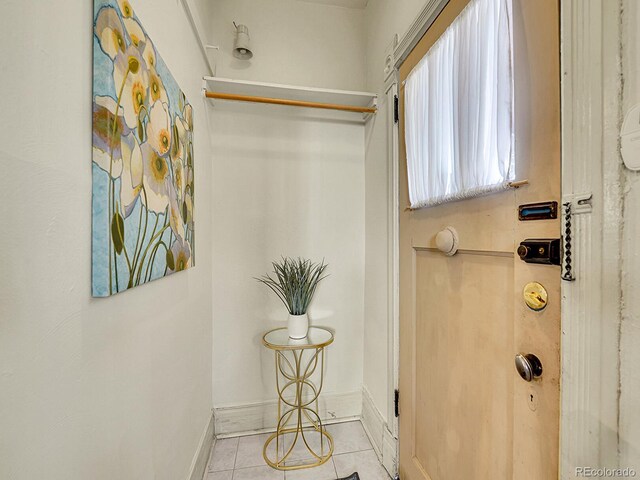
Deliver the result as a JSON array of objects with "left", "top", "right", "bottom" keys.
[{"left": 515, "top": 353, "right": 543, "bottom": 382}]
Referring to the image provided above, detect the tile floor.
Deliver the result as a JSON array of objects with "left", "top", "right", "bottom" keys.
[{"left": 204, "top": 421, "right": 391, "bottom": 480}]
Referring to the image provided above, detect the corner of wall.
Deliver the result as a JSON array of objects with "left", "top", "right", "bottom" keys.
[
  {"left": 187, "top": 410, "right": 216, "bottom": 480},
  {"left": 361, "top": 386, "right": 398, "bottom": 477}
]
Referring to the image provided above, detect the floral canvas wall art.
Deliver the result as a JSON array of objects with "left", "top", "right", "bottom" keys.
[{"left": 92, "top": 0, "right": 195, "bottom": 297}]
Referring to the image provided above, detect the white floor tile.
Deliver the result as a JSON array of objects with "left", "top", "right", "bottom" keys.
[
  {"left": 281, "top": 428, "right": 333, "bottom": 463},
  {"left": 333, "top": 450, "right": 390, "bottom": 480},
  {"left": 204, "top": 421, "right": 387, "bottom": 480},
  {"left": 326, "top": 422, "right": 373, "bottom": 455},
  {"left": 277, "top": 421, "right": 373, "bottom": 463},
  {"left": 205, "top": 471, "right": 233, "bottom": 480},
  {"left": 284, "top": 459, "right": 338, "bottom": 480},
  {"left": 233, "top": 465, "right": 284, "bottom": 480},
  {"left": 208, "top": 438, "right": 239, "bottom": 472},
  {"left": 235, "top": 433, "right": 282, "bottom": 469}
]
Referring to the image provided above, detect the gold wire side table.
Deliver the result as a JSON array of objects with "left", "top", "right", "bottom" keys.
[{"left": 262, "top": 326, "right": 335, "bottom": 471}]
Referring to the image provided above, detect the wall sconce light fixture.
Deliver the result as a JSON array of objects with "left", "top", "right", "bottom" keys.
[{"left": 233, "top": 22, "right": 253, "bottom": 60}]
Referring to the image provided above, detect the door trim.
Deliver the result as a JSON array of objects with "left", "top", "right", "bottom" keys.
[
  {"left": 559, "top": 0, "right": 622, "bottom": 476},
  {"left": 385, "top": 70, "right": 400, "bottom": 439},
  {"left": 393, "top": 0, "right": 451, "bottom": 69}
]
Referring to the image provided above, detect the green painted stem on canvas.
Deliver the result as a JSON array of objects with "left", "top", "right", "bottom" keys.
[
  {"left": 112, "top": 201, "right": 133, "bottom": 277},
  {"left": 131, "top": 185, "right": 150, "bottom": 275},
  {"left": 135, "top": 220, "right": 169, "bottom": 286},
  {"left": 135, "top": 212, "right": 160, "bottom": 285},
  {"left": 163, "top": 230, "right": 174, "bottom": 276},
  {"left": 108, "top": 64, "right": 131, "bottom": 294},
  {"left": 131, "top": 192, "right": 145, "bottom": 269},
  {"left": 112, "top": 182, "right": 119, "bottom": 293},
  {"left": 129, "top": 107, "right": 151, "bottom": 281},
  {"left": 145, "top": 241, "right": 169, "bottom": 282}
]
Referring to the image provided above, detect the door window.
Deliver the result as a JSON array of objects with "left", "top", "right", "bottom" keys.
[{"left": 404, "top": 0, "right": 514, "bottom": 209}]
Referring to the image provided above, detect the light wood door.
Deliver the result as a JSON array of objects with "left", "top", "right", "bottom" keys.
[{"left": 398, "top": 1, "right": 561, "bottom": 479}]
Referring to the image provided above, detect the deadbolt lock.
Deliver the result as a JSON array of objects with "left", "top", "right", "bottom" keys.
[
  {"left": 523, "top": 282, "right": 548, "bottom": 311},
  {"left": 517, "top": 239, "right": 561, "bottom": 266},
  {"left": 515, "top": 353, "right": 543, "bottom": 382}
]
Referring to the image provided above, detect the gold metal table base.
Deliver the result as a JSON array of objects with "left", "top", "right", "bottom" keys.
[
  {"left": 263, "top": 425, "right": 334, "bottom": 471},
  {"left": 262, "top": 327, "right": 335, "bottom": 471}
]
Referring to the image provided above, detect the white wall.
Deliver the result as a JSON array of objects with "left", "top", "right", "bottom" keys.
[
  {"left": 211, "top": 0, "right": 365, "bottom": 90},
  {"left": 209, "top": 0, "right": 367, "bottom": 426},
  {"left": 362, "top": 0, "right": 425, "bottom": 426},
  {"left": 620, "top": 0, "right": 640, "bottom": 466},
  {"left": 193, "top": 0, "right": 213, "bottom": 28},
  {"left": 0, "top": 1, "right": 213, "bottom": 479}
]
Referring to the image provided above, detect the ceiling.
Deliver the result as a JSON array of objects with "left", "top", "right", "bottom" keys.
[{"left": 296, "top": 0, "right": 369, "bottom": 9}]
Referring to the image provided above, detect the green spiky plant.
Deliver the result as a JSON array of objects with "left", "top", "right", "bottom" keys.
[{"left": 256, "top": 257, "right": 328, "bottom": 315}]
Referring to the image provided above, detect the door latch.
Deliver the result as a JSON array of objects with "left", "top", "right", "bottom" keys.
[{"left": 517, "top": 239, "right": 561, "bottom": 266}]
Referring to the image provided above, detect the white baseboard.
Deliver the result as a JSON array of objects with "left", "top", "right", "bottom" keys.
[
  {"left": 361, "top": 386, "right": 397, "bottom": 477},
  {"left": 188, "top": 410, "right": 215, "bottom": 480},
  {"left": 214, "top": 390, "right": 362, "bottom": 437},
  {"left": 381, "top": 427, "right": 397, "bottom": 477}
]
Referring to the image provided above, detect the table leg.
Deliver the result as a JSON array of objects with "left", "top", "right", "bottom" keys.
[{"left": 263, "top": 347, "right": 334, "bottom": 470}]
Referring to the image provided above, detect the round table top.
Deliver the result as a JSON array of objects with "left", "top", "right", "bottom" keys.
[{"left": 262, "top": 327, "right": 334, "bottom": 351}]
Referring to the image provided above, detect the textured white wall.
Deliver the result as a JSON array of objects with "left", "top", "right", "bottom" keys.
[
  {"left": 0, "top": 1, "right": 213, "bottom": 479},
  {"left": 620, "top": 0, "right": 640, "bottom": 467},
  {"left": 209, "top": 0, "right": 366, "bottom": 413},
  {"left": 362, "top": 0, "right": 425, "bottom": 424}
]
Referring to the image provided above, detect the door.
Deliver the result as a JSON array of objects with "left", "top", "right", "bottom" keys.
[{"left": 398, "top": 1, "right": 561, "bottom": 479}]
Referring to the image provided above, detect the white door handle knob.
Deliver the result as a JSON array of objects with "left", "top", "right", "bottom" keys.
[{"left": 435, "top": 226, "right": 459, "bottom": 256}]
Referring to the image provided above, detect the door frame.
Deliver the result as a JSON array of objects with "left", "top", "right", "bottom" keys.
[
  {"left": 558, "top": 0, "right": 621, "bottom": 476},
  {"left": 385, "top": 76, "right": 400, "bottom": 439},
  {"left": 385, "top": 4, "right": 452, "bottom": 467},
  {"left": 386, "top": 0, "right": 622, "bottom": 478}
]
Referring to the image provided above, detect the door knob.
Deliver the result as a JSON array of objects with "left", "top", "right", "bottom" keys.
[
  {"left": 515, "top": 353, "right": 543, "bottom": 382},
  {"left": 435, "top": 226, "right": 459, "bottom": 256}
]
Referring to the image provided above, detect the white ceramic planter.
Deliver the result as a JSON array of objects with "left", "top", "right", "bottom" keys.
[{"left": 288, "top": 313, "right": 309, "bottom": 339}]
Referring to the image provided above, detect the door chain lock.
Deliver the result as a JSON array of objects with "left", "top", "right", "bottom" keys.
[{"left": 561, "top": 202, "right": 575, "bottom": 281}]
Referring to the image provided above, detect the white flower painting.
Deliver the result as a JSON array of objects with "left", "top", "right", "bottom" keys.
[{"left": 92, "top": 0, "right": 195, "bottom": 297}]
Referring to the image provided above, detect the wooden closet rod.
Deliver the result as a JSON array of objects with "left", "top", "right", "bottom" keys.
[{"left": 205, "top": 91, "right": 377, "bottom": 114}]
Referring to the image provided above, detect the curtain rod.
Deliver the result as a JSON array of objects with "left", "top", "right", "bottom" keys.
[
  {"left": 404, "top": 180, "right": 530, "bottom": 211},
  {"left": 204, "top": 91, "right": 377, "bottom": 114}
]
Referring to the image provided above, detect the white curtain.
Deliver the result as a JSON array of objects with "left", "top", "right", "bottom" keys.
[{"left": 404, "top": 0, "right": 514, "bottom": 209}]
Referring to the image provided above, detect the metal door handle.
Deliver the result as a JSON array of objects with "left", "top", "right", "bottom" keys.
[{"left": 515, "top": 353, "right": 543, "bottom": 382}]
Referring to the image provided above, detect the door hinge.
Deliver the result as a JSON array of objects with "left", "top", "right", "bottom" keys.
[
  {"left": 394, "top": 389, "right": 399, "bottom": 417},
  {"left": 394, "top": 95, "right": 399, "bottom": 124}
]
